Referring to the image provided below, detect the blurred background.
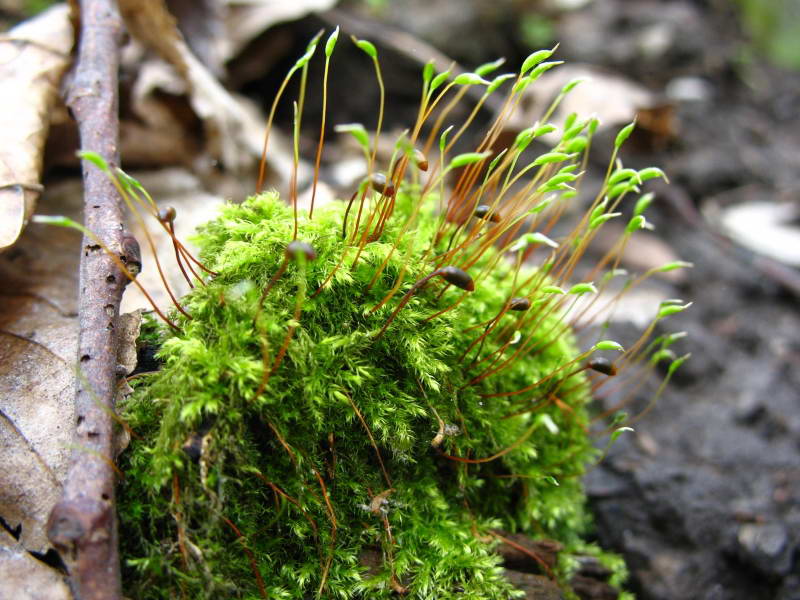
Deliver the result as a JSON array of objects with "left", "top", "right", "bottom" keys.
[{"left": 2, "top": 1, "right": 799, "bottom": 598}]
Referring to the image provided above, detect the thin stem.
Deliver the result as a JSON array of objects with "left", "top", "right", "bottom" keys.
[
  {"left": 342, "top": 390, "right": 392, "bottom": 488},
  {"left": 373, "top": 270, "right": 439, "bottom": 340},
  {"left": 256, "top": 73, "right": 296, "bottom": 193},
  {"left": 291, "top": 99, "right": 302, "bottom": 239},
  {"left": 309, "top": 53, "right": 332, "bottom": 219},
  {"left": 118, "top": 189, "right": 192, "bottom": 320},
  {"left": 166, "top": 219, "right": 194, "bottom": 289}
]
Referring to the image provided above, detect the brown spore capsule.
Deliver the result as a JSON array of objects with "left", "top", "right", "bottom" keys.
[
  {"left": 508, "top": 297, "right": 531, "bottom": 311},
  {"left": 588, "top": 357, "right": 617, "bottom": 376},
  {"left": 375, "top": 266, "right": 474, "bottom": 339},
  {"left": 158, "top": 206, "right": 177, "bottom": 223},
  {"left": 474, "top": 204, "right": 501, "bottom": 222},
  {"left": 437, "top": 266, "right": 474, "bottom": 291},
  {"left": 413, "top": 148, "right": 429, "bottom": 172},
  {"left": 369, "top": 172, "right": 396, "bottom": 197}
]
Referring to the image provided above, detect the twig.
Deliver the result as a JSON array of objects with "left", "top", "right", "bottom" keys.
[{"left": 45, "top": 2, "right": 125, "bottom": 599}]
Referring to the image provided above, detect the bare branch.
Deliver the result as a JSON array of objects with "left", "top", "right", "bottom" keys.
[{"left": 46, "top": 2, "right": 125, "bottom": 599}]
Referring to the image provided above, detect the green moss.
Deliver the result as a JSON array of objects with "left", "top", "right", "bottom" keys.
[
  {"left": 136, "top": 311, "right": 164, "bottom": 350},
  {"left": 118, "top": 188, "right": 613, "bottom": 598},
  {"left": 107, "top": 36, "right": 679, "bottom": 598}
]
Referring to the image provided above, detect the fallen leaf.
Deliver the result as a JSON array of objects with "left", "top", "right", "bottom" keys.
[
  {"left": 119, "top": 0, "right": 289, "bottom": 175},
  {"left": 0, "top": 529, "right": 70, "bottom": 600},
  {"left": 0, "top": 176, "right": 132, "bottom": 596},
  {"left": 167, "top": 0, "right": 229, "bottom": 77},
  {"left": 122, "top": 58, "right": 204, "bottom": 168},
  {"left": 0, "top": 4, "right": 73, "bottom": 252},
  {"left": 114, "top": 310, "right": 143, "bottom": 458},
  {"left": 0, "top": 408, "right": 64, "bottom": 552},
  {"left": 117, "top": 310, "right": 143, "bottom": 377},
  {"left": 0, "top": 181, "right": 81, "bottom": 555},
  {"left": 224, "top": 0, "right": 338, "bottom": 60}
]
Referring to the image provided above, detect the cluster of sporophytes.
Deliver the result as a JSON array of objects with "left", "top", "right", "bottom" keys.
[{"left": 64, "top": 30, "right": 692, "bottom": 599}]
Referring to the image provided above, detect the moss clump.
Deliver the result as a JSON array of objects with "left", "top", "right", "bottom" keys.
[
  {"left": 119, "top": 187, "right": 612, "bottom": 598},
  {"left": 109, "top": 35, "right": 683, "bottom": 599}
]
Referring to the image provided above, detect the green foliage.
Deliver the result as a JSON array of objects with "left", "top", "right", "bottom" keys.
[
  {"left": 136, "top": 311, "right": 166, "bottom": 360},
  {"left": 20, "top": 0, "right": 55, "bottom": 17},
  {"left": 118, "top": 191, "right": 606, "bottom": 598},
  {"left": 519, "top": 14, "right": 556, "bottom": 49},
  {"left": 735, "top": 0, "right": 800, "bottom": 70}
]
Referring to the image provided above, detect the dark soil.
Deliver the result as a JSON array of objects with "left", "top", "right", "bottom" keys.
[{"left": 548, "top": 3, "right": 800, "bottom": 598}]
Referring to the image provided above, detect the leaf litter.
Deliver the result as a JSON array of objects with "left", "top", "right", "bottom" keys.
[
  {"left": 0, "top": 178, "right": 141, "bottom": 599},
  {"left": 0, "top": 179, "right": 80, "bottom": 597},
  {"left": 0, "top": 4, "right": 72, "bottom": 253}
]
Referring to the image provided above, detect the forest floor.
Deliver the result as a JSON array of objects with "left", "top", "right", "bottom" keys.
[{"left": 2, "top": 1, "right": 799, "bottom": 598}]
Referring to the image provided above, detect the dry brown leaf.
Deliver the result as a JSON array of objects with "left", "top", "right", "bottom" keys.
[
  {"left": 224, "top": 0, "right": 338, "bottom": 60},
  {"left": 0, "top": 409, "right": 64, "bottom": 552},
  {"left": 114, "top": 309, "right": 142, "bottom": 458},
  {"left": 167, "top": 0, "right": 229, "bottom": 76},
  {"left": 117, "top": 310, "right": 143, "bottom": 377},
  {"left": 122, "top": 59, "right": 203, "bottom": 168},
  {"left": 0, "top": 181, "right": 81, "bottom": 555},
  {"left": 0, "top": 177, "right": 138, "bottom": 596},
  {"left": 0, "top": 529, "right": 70, "bottom": 600},
  {"left": 119, "top": 0, "right": 282, "bottom": 175},
  {"left": 0, "top": 5, "right": 73, "bottom": 253},
  {"left": 123, "top": 57, "right": 301, "bottom": 191}
]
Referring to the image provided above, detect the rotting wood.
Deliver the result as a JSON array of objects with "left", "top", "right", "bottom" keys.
[{"left": 45, "top": 1, "right": 126, "bottom": 599}]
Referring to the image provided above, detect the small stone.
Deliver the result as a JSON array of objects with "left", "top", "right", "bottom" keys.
[
  {"left": 637, "top": 23, "right": 674, "bottom": 60},
  {"left": 574, "top": 555, "right": 613, "bottom": 581},
  {"left": 570, "top": 574, "right": 619, "bottom": 600},
  {"left": 544, "top": 0, "right": 593, "bottom": 10},
  {"left": 777, "top": 575, "right": 800, "bottom": 600},
  {"left": 665, "top": 77, "right": 713, "bottom": 104},
  {"left": 737, "top": 523, "right": 793, "bottom": 576},
  {"left": 503, "top": 570, "right": 562, "bottom": 600},
  {"left": 635, "top": 431, "right": 659, "bottom": 456}
]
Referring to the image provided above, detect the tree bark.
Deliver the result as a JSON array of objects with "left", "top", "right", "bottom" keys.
[{"left": 46, "top": 2, "right": 125, "bottom": 599}]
